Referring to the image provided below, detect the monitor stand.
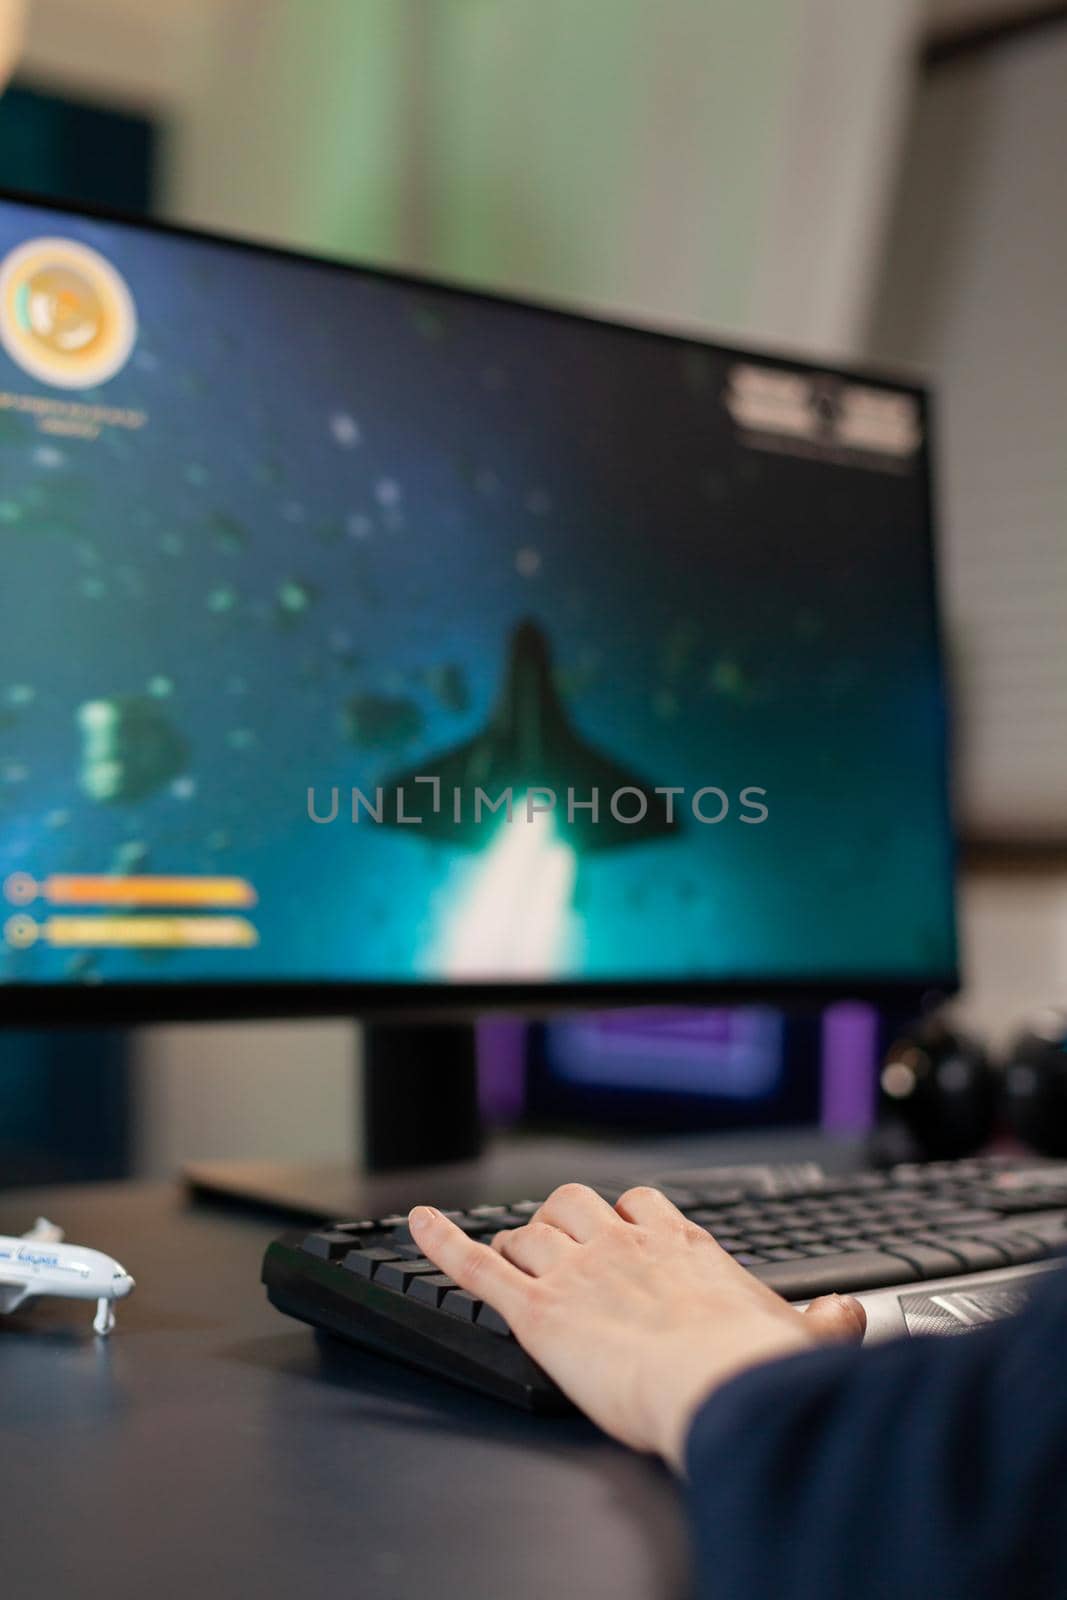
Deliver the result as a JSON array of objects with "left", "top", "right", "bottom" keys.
[{"left": 361, "top": 1019, "right": 483, "bottom": 1171}]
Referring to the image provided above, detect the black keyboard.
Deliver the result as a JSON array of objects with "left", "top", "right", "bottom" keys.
[{"left": 261, "top": 1156, "right": 1067, "bottom": 1411}]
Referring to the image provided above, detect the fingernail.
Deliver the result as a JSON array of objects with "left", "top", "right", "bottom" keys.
[{"left": 409, "top": 1206, "right": 437, "bottom": 1232}]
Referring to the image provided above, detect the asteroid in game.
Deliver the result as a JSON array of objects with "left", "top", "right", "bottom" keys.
[
  {"left": 341, "top": 693, "right": 424, "bottom": 751},
  {"left": 421, "top": 662, "right": 471, "bottom": 715},
  {"left": 77, "top": 696, "right": 190, "bottom": 803},
  {"left": 275, "top": 577, "right": 317, "bottom": 626}
]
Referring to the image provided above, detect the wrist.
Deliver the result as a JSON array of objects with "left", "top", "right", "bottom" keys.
[
  {"left": 654, "top": 1323, "right": 822, "bottom": 1470},
  {"left": 650, "top": 1358, "right": 739, "bottom": 1472}
]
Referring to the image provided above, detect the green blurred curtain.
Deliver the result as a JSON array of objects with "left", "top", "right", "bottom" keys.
[
  {"left": 170, "top": 0, "right": 918, "bottom": 366},
  {"left": 171, "top": 0, "right": 798, "bottom": 334}
]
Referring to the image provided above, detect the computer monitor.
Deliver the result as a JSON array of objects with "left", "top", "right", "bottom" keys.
[
  {"left": 526, "top": 1003, "right": 882, "bottom": 1137},
  {"left": 0, "top": 192, "right": 957, "bottom": 1174}
]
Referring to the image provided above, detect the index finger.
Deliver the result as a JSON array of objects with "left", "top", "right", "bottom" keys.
[{"left": 409, "top": 1205, "right": 530, "bottom": 1322}]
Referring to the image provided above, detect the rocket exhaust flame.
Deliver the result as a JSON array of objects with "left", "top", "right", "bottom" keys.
[{"left": 433, "top": 803, "right": 577, "bottom": 977}]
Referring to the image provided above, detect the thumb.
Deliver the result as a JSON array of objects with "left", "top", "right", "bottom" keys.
[{"left": 802, "top": 1293, "right": 867, "bottom": 1344}]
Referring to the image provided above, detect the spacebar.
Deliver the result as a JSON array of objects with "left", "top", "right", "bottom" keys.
[{"left": 752, "top": 1251, "right": 920, "bottom": 1299}]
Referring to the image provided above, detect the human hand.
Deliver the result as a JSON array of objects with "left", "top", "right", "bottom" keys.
[{"left": 409, "top": 1184, "right": 865, "bottom": 1470}]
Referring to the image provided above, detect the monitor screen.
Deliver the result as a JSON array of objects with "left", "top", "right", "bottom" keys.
[
  {"left": 0, "top": 195, "right": 956, "bottom": 1009},
  {"left": 527, "top": 1001, "right": 882, "bottom": 1134}
]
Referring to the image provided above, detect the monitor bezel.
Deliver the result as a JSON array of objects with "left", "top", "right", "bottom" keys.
[{"left": 0, "top": 186, "right": 960, "bottom": 1025}]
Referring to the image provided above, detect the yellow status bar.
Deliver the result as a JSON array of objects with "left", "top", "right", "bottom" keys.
[{"left": 4, "top": 914, "right": 259, "bottom": 950}]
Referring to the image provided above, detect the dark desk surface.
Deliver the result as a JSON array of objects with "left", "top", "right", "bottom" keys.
[
  {"left": 0, "top": 1177, "right": 691, "bottom": 1600},
  {"left": 0, "top": 1133, "right": 860, "bottom": 1599}
]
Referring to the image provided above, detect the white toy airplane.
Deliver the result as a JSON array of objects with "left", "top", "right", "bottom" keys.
[{"left": 0, "top": 1218, "right": 135, "bottom": 1335}]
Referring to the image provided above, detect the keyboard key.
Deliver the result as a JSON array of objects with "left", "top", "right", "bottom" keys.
[
  {"left": 476, "top": 1303, "right": 512, "bottom": 1336},
  {"left": 341, "top": 1246, "right": 404, "bottom": 1278},
  {"left": 970, "top": 1229, "right": 1047, "bottom": 1265},
  {"left": 753, "top": 1250, "right": 919, "bottom": 1298},
  {"left": 912, "top": 1234, "right": 1009, "bottom": 1271},
  {"left": 302, "top": 1230, "right": 373, "bottom": 1261},
  {"left": 374, "top": 1258, "right": 444, "bottom": 1293},
  {"left": 408, "top": 1273, "right": 456, "bottom": 1307},
  {"left": 441, "top": 1289, "right": 480, "bottom": 1321},
  {"left": 1011, "top": 1213, "right": 1067, "bottom": 1244},
  {"left": 991, "top": 1191, "right": 1067, "bottom": 1214},
  {"left": 937, "top": 1209, "right": 1001, "bottom": 1229},
  {"left": 921, "top": 1228, "right": 1011, "bottom": 1267},
  {"left": 838, "top": 1173, "right": 891, "bottom": 1193},
  {"left": 881, "top": 1241, "right": 970, "bottom": 1278}
]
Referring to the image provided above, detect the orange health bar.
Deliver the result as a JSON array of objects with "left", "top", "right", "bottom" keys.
[
  {"left": 43, "top": 915, "right": 259, "bottom": 948},
  {"left": 44, "top": 875, "right": 258, "bottom": 909}
]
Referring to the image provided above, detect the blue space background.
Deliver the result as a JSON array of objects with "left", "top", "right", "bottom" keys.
[{"left": 0, "top": 199, "right": 956, "bottom": 987}]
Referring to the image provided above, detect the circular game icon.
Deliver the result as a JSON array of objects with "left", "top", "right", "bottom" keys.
[
  {"left": 3, "top": 871, "right": 37, "bottom": 906},
  {"left": 4, "top": 913, "right": 39, "bottom": 949},
  {"left": 0, "top": 236, "right": 137, "bottom": 389}
]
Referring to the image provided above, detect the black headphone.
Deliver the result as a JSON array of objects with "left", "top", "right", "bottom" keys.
[
  {"left": 878, "top": 1010, "right": 1067, "bottom": 1160},
  {"left": 1002, "top": 1009, "right": 1067, "bottom": 1158},
  {"left": 878, "top": 1019, "right": 997, "bottom": 1160}
]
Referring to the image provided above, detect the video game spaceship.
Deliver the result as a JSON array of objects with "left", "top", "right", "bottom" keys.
[{"left": 382, "top": 619, "right": 679, "bottom": 852}]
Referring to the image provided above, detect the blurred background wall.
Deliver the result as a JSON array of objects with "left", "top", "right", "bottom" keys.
[
  {"left": 13, "top": 0, "right": 922, "bottom": 352},
  {"left": 1, "top": 0, "right": 1065, "bottom": 1173}
]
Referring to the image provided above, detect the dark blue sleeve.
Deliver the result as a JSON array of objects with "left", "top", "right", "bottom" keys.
[{"left": 685, "top": 1267, "right": 1067, "bottom": 1600}]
